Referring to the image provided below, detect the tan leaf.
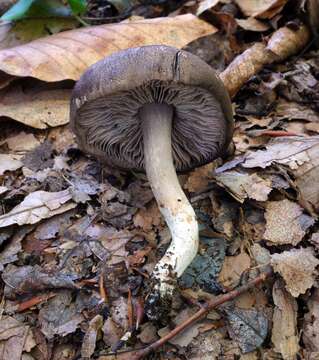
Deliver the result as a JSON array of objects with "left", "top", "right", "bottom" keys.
[
  {"left": 0, "top": 189, "right": 76, "bottom": 227},
  {"left": 184, "top": 163, "right": 215, "bottom": 193},
  {"left": 0, "top": 153, "right": 23, "bottom": 175},
  {"left": 81, "top": 315, "right": 103, "bottom": 359},
  {"left": 218, "top": 252, "right": 251, "bottom": 288},
  {"left": 271, "top": 280, "right": 299, "bottom": 359},
  {"left": 235, "top": 0, "right": 288, "bottom": 19},
  {"left": 0, "top": 84, "right": 71, "bottom": 129},
  {"left": 264, "top": 199, "right": 314, "bottom": 246},
  {"left": 196, "top": 0, "right": 220, "bottom": 15},
  {"left": 4, "top": 131, "right": 40, "bottom": 152},
  {"left": 133, "top": 200, "right": 162, "bottom": 232},
  {"left": 236, "top": 17, "right": 270, "bottom": 32},
  {"left": 303, "top": 289, "right": 319, "bottom": 352},
  {"left": 0, "top": 14, "right": 217, "bottom": 83},
  {"left": 271, "top": 248, "right": 319, "bottom": 297}
]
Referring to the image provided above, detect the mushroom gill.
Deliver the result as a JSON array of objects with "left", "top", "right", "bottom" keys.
[{"left": 76, "top": 80, "right": 227, "bottom": 172}]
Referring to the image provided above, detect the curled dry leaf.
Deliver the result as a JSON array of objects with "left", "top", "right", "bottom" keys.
[
  {"left": 0, "top": 14, "right": 217, "bottom": 83},
  {"left": 220, "top": 24, "right": 310, "bottom": 98},
  {"left": 303, "top": 289, "right": 319, "bottom": 352},
  {"left": 0, "top": 189, "right": 76, "bottom": 227},
  {"left": 264, "top": 199, "right": 314, "bottom": 246},
  {"left": 236, "top": 18, "right": 270, "bottom": 32},
  {"left": 271, "top": 248, "right": 319, "bottom": 297},
  {"left": 81, "top": 315, "right": 103, "bottom": 359},
  {"left": 235, "top": 0, "right": 288, "bottom": 19},
  {"left": 271, "top": 280, "right": 299, "bottom": 359},
  {"left": 196, "top": 0, "right": 220, "bottom": 15}
]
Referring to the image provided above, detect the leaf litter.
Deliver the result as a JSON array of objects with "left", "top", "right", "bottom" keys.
[{"left": 0, "top": 0, "right": 319, "bottom": 359}]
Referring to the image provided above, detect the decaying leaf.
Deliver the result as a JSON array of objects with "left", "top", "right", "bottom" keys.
[
  {"left": 184, "top": 163, "right": 216, "bottom": 193},
  {"left": 0, "top": 316, "right": 35, "bottom": 360},
  {"left": 235, "top": 0, "right": 288, "bottom": 19},
  {"left": 271, "top": 280, "right": 299, "bottom": 359},
  {"left": 236, "top": 17, "right": 270, "bottom": 32},
  {"left": 0, "top": 84, "right": 71, "bottom": 129},
  {"left": 271, "top": 248, "right": 319, "bottom": 297},
  {"left": 224, "top": 305, "right": 268, "bottom": 353},
  {"left": 264, "top": 199, "right": 314, "bottom": 246},
  {"left": 215, "top": 170, "right": 272, "bottom": 202},
  {"left": 218, "top": 251, "right": 251, "bottom": 289},
  {"left": 196, "top": 0, "right": 220, "bottom": 15},
  {"left": 0, "top": 189, "right": 76, "bottom": 227},
  {"left": 303, "top": 289, "right": 319, "bottom": 352},
  {"left": 81, "top": 315, "right": 103, "bottom": 359},
  {"left": 0, "top": 14, "right": 217, "bottom": 82},
  {"left": 0, "top": 153, "right": 23, "bottom": 175}
]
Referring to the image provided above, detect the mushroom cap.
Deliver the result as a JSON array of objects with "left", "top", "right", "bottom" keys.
[{"left": 70, "top": 45, "right": 233, "bottom": 172}]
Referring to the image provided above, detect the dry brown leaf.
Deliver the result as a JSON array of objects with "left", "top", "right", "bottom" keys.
[
  {"left": 215, "top": 171, "right": 272, "bottom": 202},
  {"left": 0, "top": 85, "right": 71, "bottom": 129},
  {"left": 0, "top": 154, "right": 22, "bottom": 175},
  {"left": 184, "top": 163, "right": 215, "bottom": 193},
  {"left": 0, "top": 15, "right": 217, "bottom": 83},
  {"left": 218, "top": 252, "right": 251, "bottom": 289},
  {"left": 303, "top": 289, "right": 319, "bottom": 352},
  {"left": 264, "top": 199, "right": 314, "bottom": 246},
  {"left": 5, "top": 132, "right": 40, "bottom": 152},
  {"left": 220, "top": 24, "right": 310, "bottom": 98},
  {"left": 271, "top": 280, "right": 299, "bottom": 360},
  {"left": 0, "top": 189, "right": 76, "bottom": 227},
  {"left": 236, "top": 18, "right": 270, "bottom": 32},
  {"left": 235, "top": 0, "right": 288, "bottom": 19},
  {"left": 275, "top": 98, "right": 319, "bottom": 122},
  {"left": 81, "top": 315, "right": 103, "bottom": 359},
  {"left": 271, "top": 248, "right": 319, "bottom": 297},
  {"left": 133, "top": 200, "right": 162, "bottom": 232}
]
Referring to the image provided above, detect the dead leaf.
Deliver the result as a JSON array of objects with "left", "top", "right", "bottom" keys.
[
  {"left": 81, "top": 315, "right": 103, "bottom": 359},
  {"left": 0, "top": 14, "right": 217, "bottom": 82},
  {"left": 236, "top": 18, "right": 270, "bottom": 32},
  {"left": 264, "top": 199, "right": 314, "bottom": 246},
  {"left": 102, "top": 318, "right": 122, "bottom": 347},
  {"left": 133, "top": 201, "right": 162, "bottom": 232},
  {"left": 184, "top": 163, "right": 215, "bottom": 193},
  {"left": 271, "top": 248, "right": 319, "bottom": 297},
  {"left": 275, "top": 98, "right": 319, "bottom": 123},
  {"left": 0, "top": 316, "right": 34, "bottom": 360},
  {"left": 0, "top": 154, "right": 22, "bottom": 175},
  {"left": 235, "top": 0, "right": 288, "bottom": 19},
  {"left": 196, "top": 0, "right": 220, "bottom": 15},
  {"left": 0, "top": 189, "right": 76, "bottom": 227},
  {"left": 218, "top": 252, "right": 251, "bottom": 289},
  {"left": 0, "top": 84, "right": 71, "bottom": 129},
  {"left": 138, "top": 322, "right": 158, "bottom": 344},
  {"left": 271, "top": 280, "right": 299, "bottom": 359},
  {"left": 215, "top": 171, "right": 272, "bottom": 202},
  {"left": 303, "top": 289, "right": 319, "bottom": 352},
  {"left": 4, "top": 132, "right": 40, "bottom": 152}
]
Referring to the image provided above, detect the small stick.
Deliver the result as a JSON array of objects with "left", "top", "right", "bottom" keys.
[{"left": 112, "top": 267, "right": 273, "bottom": 360}]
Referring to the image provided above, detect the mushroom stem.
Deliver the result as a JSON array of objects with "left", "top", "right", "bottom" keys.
[{"left": 140, "top": 103, "right": 199, "bottom": 302}]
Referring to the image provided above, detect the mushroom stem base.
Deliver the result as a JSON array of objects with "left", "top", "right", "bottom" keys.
[{"left": 140, "top": 103, "right": 199, "bottom": 320}]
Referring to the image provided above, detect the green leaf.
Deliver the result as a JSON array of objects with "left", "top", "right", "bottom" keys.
[
  {"left": 1, "top": 0, "right": 72, "bottom": 21},
  {"left": 1, "top": 0, "right": 35, "bottom": 21},
  {"left": 67, "top": 0, "right": 87, "bottom": 15}
]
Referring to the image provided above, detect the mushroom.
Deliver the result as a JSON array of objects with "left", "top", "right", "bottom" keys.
[{"left": 70, "top": 45, "right": 233, "bottom": 319}]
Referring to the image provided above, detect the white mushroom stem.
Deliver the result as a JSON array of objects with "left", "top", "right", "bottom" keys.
[{"left": 140, "top": 103, "right": 199, "bottom": 298}]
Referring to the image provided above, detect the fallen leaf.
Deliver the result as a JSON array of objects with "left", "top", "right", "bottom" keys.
[
  {"left": 235, "top": 0, "right": 288, "bottom": 19},
  {"left": 271, "top": 280, "right": 299, "bottom": 359},
  {"left": 271, "top": 248, "right": 319, "bottom": 297},
  {"left": 81, "top": 315, "right": 103, "bottom": 359},
  {"left": 224, "top": 305, "right": 268, "bottom": 353},
  {"left": 236, "top": 17, "right": 270, "bottom": 32},
  {"left": 264, "top": 199, "right": 314, "bottom": 246},
  {"left": 133, "top": 200, "right": 162, "bottom": 232},
  {"left": 184, "top": 163, "right": 215, "bottom": 193},
  {"left": 303, "top": 289, "right": 319, "bottom": 352},
  {"left": 0, "top": 84, "right": 71, "bottom": 129},
  {"left": 218, "top": 252, "right": 251, "bottom": 289},
  {"left": 138, "top": 322, "right": 158, "bottom": 344},
  {"left": 196, "top": 0, "right": 220, "bottom": 15},
  {"left": 0, "top": 14, "right": 217, "bottom": 82},
  {"left": 0, "top": 189, "right": 76, "bottom": 227},
  {"left": 0, "top": 316, "right": 34, "bottom": 360},
  {"left": 2, "top": 264, "right": 77, "bottom": 298},
  {"left": 215, "top": 171, "right": 272, "bottom": 202},
  {"left": 102, "top": 318, "right": 122, "bottom": 347},
  {"left": 5, "top": 131, "right": 40, "bottom": 152},
  {"left": 0, "top": 154, "right": 22, "bottom": 175},
  {"left": 275, "top": 98, "right": 319, "bottom": 123}
]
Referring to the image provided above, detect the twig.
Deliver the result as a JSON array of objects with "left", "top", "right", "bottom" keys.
[{"left": 109, "top": 267, "right": 273, "bottom": 360}]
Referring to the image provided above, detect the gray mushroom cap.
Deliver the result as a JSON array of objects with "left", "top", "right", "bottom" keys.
[{"left": 70, "top": 45, "right": 233, "bottom": 172}]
